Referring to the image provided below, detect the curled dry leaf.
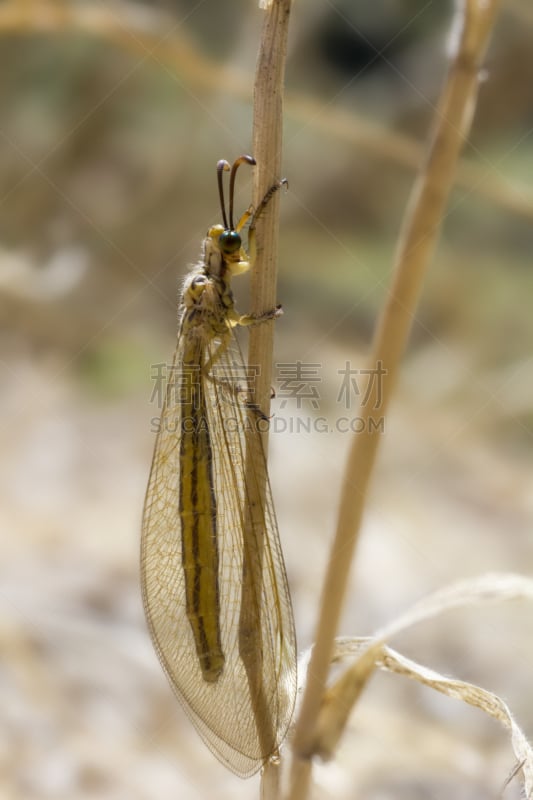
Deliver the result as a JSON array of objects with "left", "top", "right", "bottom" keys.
[{"left": 307, "top": 573, "right": 533, "bottom": 797}]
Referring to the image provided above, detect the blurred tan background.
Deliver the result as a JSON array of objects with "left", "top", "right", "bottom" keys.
[{"left": 1, "top": 1, "right": 532, "bottom": 798}]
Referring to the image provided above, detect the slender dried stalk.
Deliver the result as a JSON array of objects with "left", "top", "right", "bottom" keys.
[
  {"left": 288, "top": 2, "right": 502, "bottom": 799},
  {"left": 242, "top": 3, "right": 292, "bottom": 799},
  {"left": 249, "top": 0, "right": 292, "bottom": 420}
]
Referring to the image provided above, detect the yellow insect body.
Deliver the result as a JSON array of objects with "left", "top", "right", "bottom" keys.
[{"left": 141, "top": 157, "right": 296, "bottom": 777}]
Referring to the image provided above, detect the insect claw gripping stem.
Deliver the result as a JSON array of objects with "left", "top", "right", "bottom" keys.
[
  {"left": 249, "top": 178, "right": 288, "bottom": 235},
  {"left": 238, "top": 303, "right": 283, "bottom": 328},
  {"left": 247, "top": 178, "right": 287, "bottom": 270}
]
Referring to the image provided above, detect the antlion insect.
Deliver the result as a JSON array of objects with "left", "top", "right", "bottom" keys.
[{"left": 141, "top": 156, "right": 297, "bottom": 778}]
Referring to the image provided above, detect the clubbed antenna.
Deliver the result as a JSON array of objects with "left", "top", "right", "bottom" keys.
[
  {"left": 229, "top": 155, "right": 256, "bottom": 230},
  {"left": 216, "top": 159, "right": 231, "bottom": 229}
]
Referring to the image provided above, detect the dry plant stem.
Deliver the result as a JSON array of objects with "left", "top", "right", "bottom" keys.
[
  {"left": 288, "top": 2, "right": 502, "bottom": 799},
  {"left": 240, "top": 3, "right": 291, "bottom": 799},
  {"left": 1, "top": 2, "right": 530, "bottom": 222},
  {"left": 249, "top": 0, "right": 291, "bottom": 420}
]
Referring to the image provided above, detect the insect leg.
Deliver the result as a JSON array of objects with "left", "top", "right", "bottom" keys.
[
  {"left": 237, "top": 179, "right": 288, "bottom": 268},
  {"left": 234, "top": 305, "right": 283, "bottom": 327}
]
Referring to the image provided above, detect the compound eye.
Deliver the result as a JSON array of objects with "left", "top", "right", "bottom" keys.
[{"left": 218, "top": 230, "right": 241, "bottom": 255}]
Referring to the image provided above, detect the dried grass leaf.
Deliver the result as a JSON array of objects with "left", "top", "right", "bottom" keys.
[{"left": 311, "top": 572, "right": 533, "bottom": 797}]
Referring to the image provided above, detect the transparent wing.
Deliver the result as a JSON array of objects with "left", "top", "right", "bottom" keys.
[{"left": 141, "top": 321, "right": 297, "bottom": 778}]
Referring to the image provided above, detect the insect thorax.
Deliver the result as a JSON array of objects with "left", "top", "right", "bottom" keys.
[{"left": 181, "top": 265, "right": 232, "bottom": 337}]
